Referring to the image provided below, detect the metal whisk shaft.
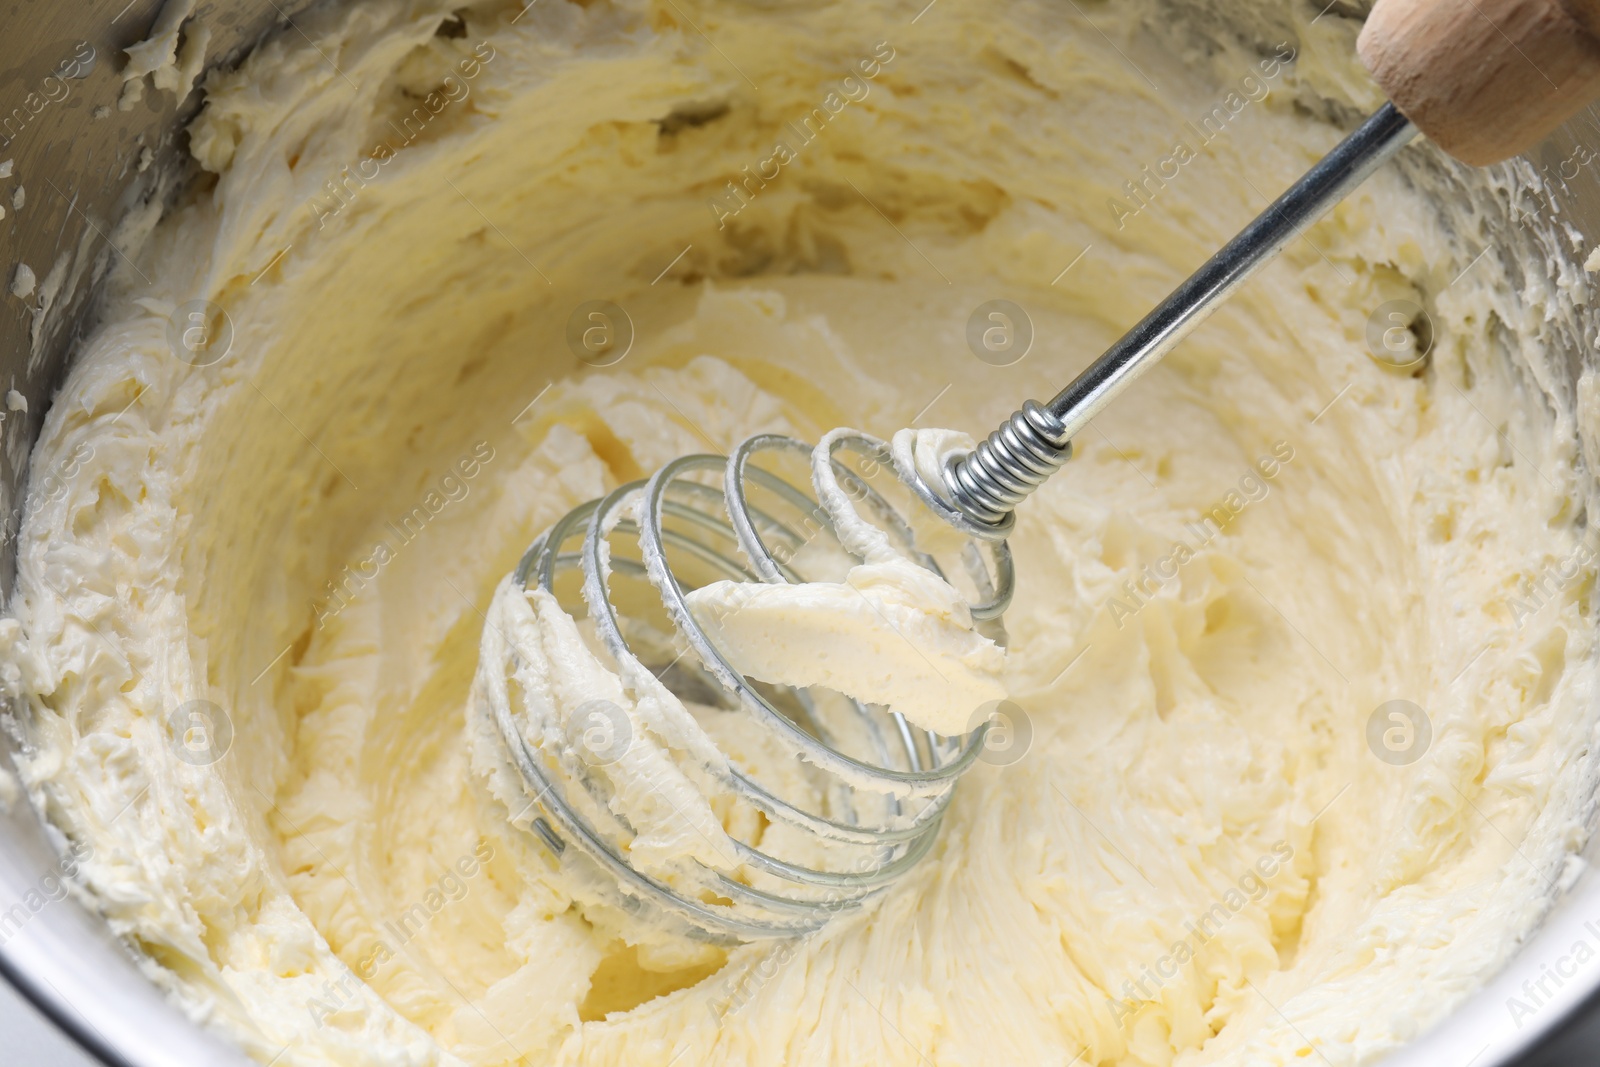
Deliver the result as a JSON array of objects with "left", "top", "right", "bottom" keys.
[{"left": 942, "top": 103, "right": 1417, "bottom": 532}]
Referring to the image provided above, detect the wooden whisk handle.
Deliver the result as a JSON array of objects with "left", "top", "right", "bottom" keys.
[{"left": 1359, "top": 0, "right": 1600, "bottom": 164}]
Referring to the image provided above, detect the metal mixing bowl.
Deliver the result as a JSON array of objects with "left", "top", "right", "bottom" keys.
[{"left": 3, "top": 1, "right": 1600, "bottom": 1064}]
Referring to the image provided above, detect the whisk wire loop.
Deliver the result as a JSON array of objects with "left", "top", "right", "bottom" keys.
[{"left": 493, "top": 431, "right": 1008, "bottom": 941}]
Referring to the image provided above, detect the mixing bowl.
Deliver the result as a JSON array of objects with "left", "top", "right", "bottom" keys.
[{"left": 4, "top": 1, "right": 1600, "bottom": 1064}]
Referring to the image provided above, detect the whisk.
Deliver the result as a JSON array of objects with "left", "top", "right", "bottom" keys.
[
  {"left": 487, "top": 431, "right": 1005, "bottom": 943},
  {"left": 486, "top": 0, "right": 1600, "bottom": 943}
]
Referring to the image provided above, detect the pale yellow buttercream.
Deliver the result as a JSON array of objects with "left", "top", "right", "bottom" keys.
[{"left": 2, "top": 0, "right": 1596, "bottom": 1065}]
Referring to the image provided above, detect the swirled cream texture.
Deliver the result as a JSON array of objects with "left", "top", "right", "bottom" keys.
[{"left": 3, "top": 0, "right": 1598, "bottom": 1064}]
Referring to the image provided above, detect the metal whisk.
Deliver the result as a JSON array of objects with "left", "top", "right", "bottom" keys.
[
  {"left": 487, "top": 430, "right": 1010, "bottom": 944},
  {"left": 487, "top": 104, "right": 1416, "bottom": 944}
]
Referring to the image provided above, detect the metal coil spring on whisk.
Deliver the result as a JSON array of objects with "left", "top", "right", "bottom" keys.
[
  {"left": 489, "top": 430, "right": 1013, "bottom": 944},
  {"left": 940, "top": 400, "right": 1072, "bottom": 533}
]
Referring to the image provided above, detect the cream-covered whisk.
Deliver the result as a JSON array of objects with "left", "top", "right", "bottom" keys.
[{"left": 489, "top": 0, "right": 1600, "bottom": 944}]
